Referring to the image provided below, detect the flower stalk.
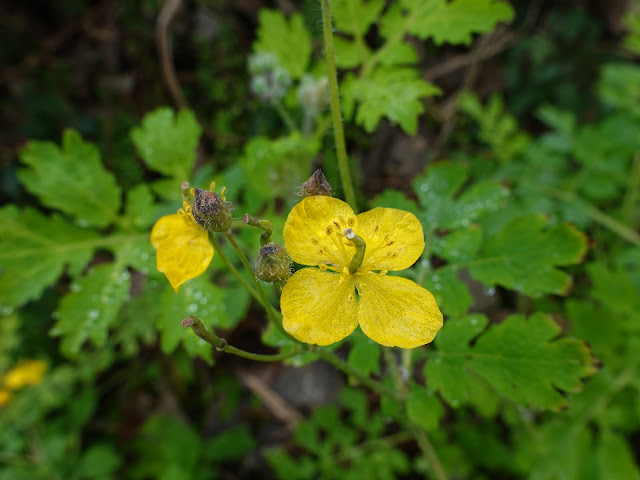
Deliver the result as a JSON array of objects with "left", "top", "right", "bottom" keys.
[
  {"left": 320, "top": 0, "right": 357, "bottom": 212},
  {"left": 182, "top": 315, "right": 302, "bottom": 362}
]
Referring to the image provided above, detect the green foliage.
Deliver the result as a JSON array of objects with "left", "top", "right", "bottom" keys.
[
  {"left": 381, "top": 0, "right": 514, "bottom": 46},
  {"left": 342, "top": 68, "right": 441, "bottom": 134},
  {"left": 254, "top": 10, "right": 312, "bottom": 79},
  {"left": 0, "top": 206, "right": 98, "bottom": 311},
  {"left": 426, "top": 313, "right": 596, "bottom": 410},
  {"left": 19, "top": 130, "right": 121, "bottom": 228},
  {"left": 267, "top": 388, "right": 410, "bottom": 480},
  {"left": 131, "top": 415, "right": 255, "bottom": 480},
  {"left": 130, "top": 108, "right": 202, "bottom": 196}
]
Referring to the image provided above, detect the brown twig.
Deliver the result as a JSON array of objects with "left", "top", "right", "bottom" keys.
[
  {"left": 156, "top": 0, "right": 189, "bottom": 109},
  {"left": 236, "top": 369, "right": 303, "bottom": 429}
]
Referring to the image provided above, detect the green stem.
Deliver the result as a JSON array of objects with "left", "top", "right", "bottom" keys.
[
  {"left": 209, "top": 234, "right": 260, "bottom": 302},
  {"left": 315, "top": 348, "right": 401, "bottom": 401},
  {"left": 383, "top": 348, "right": 407, "bottom": 397},
  {"left": 384, "top": 348, "right": 447, "bottom": 480},
  {"left": 273, "top": 100, "right": 298, "bottom": 132},
  {"left": 182, "top": 315, "right": 302, "bottom": 362},
  {"left": 409, "top": 423, "right": 449, "bottom": 480},
  {"left": 321, "top": 0, "right": 357, "bottom": 212},
  {"left": 223, "top": 231, "right": 299, "bottom": 343},
  {"left": 524, "top": 183, "right": 640, "bottom": 246}
]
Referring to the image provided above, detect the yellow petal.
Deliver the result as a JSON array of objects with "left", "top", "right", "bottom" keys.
[
  {"left": 281, "top": 267, "right": 358, "bottom": 345},
  {"left": 357, "top": 275, "right": 442, "bottom": 348},
  {"left": 150, "top": 213, "right": 213, "bottom": 292},
  {"left": 3, "top": 359, "right": 47, "bottom": 390},
  {"left": 0, "top": 389, "right": 12, "bottom": 407},
  {"left": 356, "top": 207, "right": 424, "bottom": 271},
  {"left": 284, "top": 196, "right": 357, "bottom": 268}
]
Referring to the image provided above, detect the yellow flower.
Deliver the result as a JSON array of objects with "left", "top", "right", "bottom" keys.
[
  {"left": 281, "top": 196, "right": 443, "bottom": 348},
  {"left": 2, "top": 359, "right": 47, "bottom": 390},
  {"left": 0, "top": 389, "right": 12, "bottom": 407},
  {"left": 150, "top": 202, "right": 214, "bottom": 292}
]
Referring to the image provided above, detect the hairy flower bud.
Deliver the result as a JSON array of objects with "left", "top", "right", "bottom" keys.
[
  {"left": 299, "top": 169, "right": 333, "bottom": 198},
  {"left": 255, "top": 243, "right": 292, "bottom": 284},
  {"left": 192, "top": 188, "right": 232, "bottom": 232},
  {"left": 248, "top": 52, "right": 291, "bottom": 104}
]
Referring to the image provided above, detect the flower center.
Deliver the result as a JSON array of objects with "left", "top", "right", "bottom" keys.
[{"left": 309, "top": 215, "right": 356, "bottom": 269}]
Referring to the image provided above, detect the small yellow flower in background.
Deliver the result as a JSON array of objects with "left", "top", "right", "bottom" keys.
[
  {"left": 150, "top": 206, "right": 213, "bottom": 292},
  {"left": 2, "top": 359, "right": 47, "bottom": 391},
  {"left": 281, "top": 196, "right": 443, "bottom": 348},
  {"left": 0, "top": 389, "right": 13, "bottom": 407}
]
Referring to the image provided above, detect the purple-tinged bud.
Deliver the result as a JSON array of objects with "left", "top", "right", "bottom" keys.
[
  {"left": 192, "top": 188, "right": 232, "bottom": 232},
  {"left": 255, "top": 243, "right": 292, "bottom": 284},
  {"left": 299, "top": 169, "right": 333, "bottom": 198}
]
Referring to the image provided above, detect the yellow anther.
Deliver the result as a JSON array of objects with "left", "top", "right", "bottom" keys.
[
  {"left": 221, "top": 185, "right": 227, "bottom": 201},
  {"left": 319, "top": 264, "right": 328, "bottom": 271},
  {"left": 348, "top": 217, "right": 355, "bottom": 227},
  {"left": 310, "top": 237, "right": 319, "bottom": 245},
  {"left": 209, "top": 180, "right": 217, "bottom": 191}
]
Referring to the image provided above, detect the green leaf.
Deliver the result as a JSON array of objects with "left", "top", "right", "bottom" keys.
[
  {"left": 347, "top": 335, "right": 381, "bottom": 375},
  {"left": 413, "top": 162, "right": 509, "bottom": 230},
  {"left": 342, "top": 67, "right": 441, "bottom": 134},
  {"left": 425, "top": 314, "right": 496, "bottom": 409},
  {"left": 18, "top": 130, "right": 121, "bottom": 228},
  {"left": 205, "top": 426, "right": 256, "bottom": 463},
  {"left": 123, "top": 184, "right": 156, "bottom": 230},
  {"left": 333, "top": 0, "right": 384, "bottom": 37},
  {"left": 130, "top": 107, "right": 201, "bottom": 180},
  {"left": 0, "top": 206, "right": 98, "bottom": 310},
  {"left": 433, "top": 226, "right": 483, "bottom": 263},
  {"left": 52, "top": 263, "right": 131, "bottom": 357},
  {"left": 158, "top": 276, "right": 229, "bottom": 364},
  {"left": 597, "top": 430, "right": 640, "bottom": 480},
  {"left": 407, "top": 384, "right": 444, "bottom": 431},
  {"left": 240, "top": 134, "right": 319, "bottom": 199},
  {"left": 428, "top": 313, "right": 597, "bottom": 410},
  {"left": 78, "top": 444, "right": 122, "bottom": 478},
  {"left": 468, "top": 214, "right": 588, "bottom": 296},
  {"left": 423, "top": 269, "right": 473, "bottom": 318},
  {"left": 254, "top": 10, "right": 312, "bottom": 79},
  {"left": 381, "top": 0, "right": 514, "bottom": 46}
]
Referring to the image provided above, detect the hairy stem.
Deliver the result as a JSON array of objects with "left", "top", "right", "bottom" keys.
[
  {"left": 182, "top": 315, "right": 303, "bottom": 362},
  {"left": 321, "top": 0, "right": 357, "bottom": 212},
  {"left": 223, "top": 231, "right": 299, "bottom": 342},
  {"left": 209, "top": 233, "right": 259, "bottom": 302}
]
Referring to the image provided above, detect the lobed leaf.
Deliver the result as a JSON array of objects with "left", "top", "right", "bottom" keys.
[
  {"left": 254, "top": 10, "right": 312, "bottom": 79},
  {"left": 0, "top": 206, "right": 98, "bottom": 310},
  {"left": 157, "top": 276, "right": 233, "bottom": 364},
  {"left": 342, "top": 67, "right": 441, "bottom": 134},
  {"left": 468, "top": 213, "right": 588, "bottom": 296},
  {"left": 18, "top": 130, "right": 121, "bottom": 228},
  {"left": 381, "top": 0, "right": 514, "bottom": 46},
  {"left": 427, "top": 313, "right": 597, "bottom": 410},
  {"left": 52, "top": 263, "right": 131, "bottom": 357},
  {"left": 130, "top": 107, "right": 201, "bottom": 180},
  {"left": 413, "top": 162, "right": 509, "bottom": 229}
]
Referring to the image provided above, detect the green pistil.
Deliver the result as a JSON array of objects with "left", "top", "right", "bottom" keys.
[{"left": 344, "top": 228, "right": 366, "bottom": 274}]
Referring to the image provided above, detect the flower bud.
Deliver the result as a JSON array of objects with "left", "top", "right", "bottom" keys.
[
  {"left": 255, "top": 243, "right": 292, "bottom": 284},
  {"left": 248, "top": 52, "right": 291, "bottom": 104},
  {"left": 299, "top": 169, "right": 333, "bottom": 197},
  {"left": 297, "top": 75, "right": 329, "bottom": 114},
  {"left": 192, "top": 188, "right": 232, "bottom": 232}
]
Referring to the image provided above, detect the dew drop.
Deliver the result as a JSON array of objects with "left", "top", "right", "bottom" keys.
[
  {"left": 187, "top": 304, "right": 198, "bottom": 313},
  {"left": 485, "top": 287, "right": 496, "bottom": 296},
  {"left": 88, "top": 309, "right": 100, "bottom": 320},
  {"left": 140, "top": 252, "right": 149, "bottom": 261},
  {"left": 470, "top": 317, "right": 478, "bottom": 325},
  {"left": 0, "top": 306, "right": 15, "bottom": 316},
  {"left": 70, "top": 284, "right": 82, "bottom": 293},
  {"left": 419, "top": 183, "right": 429, "bottom": 192}
]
